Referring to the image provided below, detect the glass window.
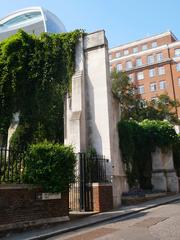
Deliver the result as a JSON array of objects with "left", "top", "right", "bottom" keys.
[
  {"left": 142, "top": 44, "right": 147, "bottom": 51},
  {"left": 137, "top": 72, "right": 144, "bottom": 80},
  {"left": 136, "top": 58, "right": 142, "bottom": 66},
  {"left": 150, "top": 83, "right": 157, "bottom": 92},
  {"left": 133, "top": 47, "right": 138, "bottom": 53},
  {"left": 175, "top": 49, "right": 180, "bottom": 57},
  {"left": 138, "top": 85, "right": 145, "bottom": 94},
  {"left": 128, "top": 74, "right": 134, "bottom": 82},
  {"left": 176, "top": 63, "right": 180, "bottom": 72},
  {"left": 158, "top": 66, "right": 165, "bottom": 75},
  {"left": 178, "top": 78, "right": 180, "bottom": 86},
  {"left": 156, "top": 52, "right": 163, "bottom": 62},
  {"left": 152, "top": 41, "right": 157, "bottom": 48},
  {"left": 0, "top": 12, "right": 42, "bottom": 31},
  {"left": 123, "top": 49, "right": 129, "bottom": 55},
  {"left": 115, "top": 52, "right": 121, "bottom": 58},
  {"left": 159, "top": 80, "right": 166, "bottom": 90},
  {"left": 149, "top": 68, "right": 155, "bottom": 77},
  {"left": 126, "top": 61, "right": 132, "bottom": 70},
  {"left": 116, "top": 64, "right": 122, "bottom": 71},
  {"left": 147, "top": 55, "right": 154, "bottom": 64}
]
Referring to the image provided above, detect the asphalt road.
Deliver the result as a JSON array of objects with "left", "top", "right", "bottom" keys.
[{"left": 49, "top": 200, "right": 180, "bottom": 240}]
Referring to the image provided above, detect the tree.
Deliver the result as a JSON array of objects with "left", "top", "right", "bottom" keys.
[
  {"left": 111, "top": 70, "right": 180, "bottom": 124},
  {"left": 111, "top": 70, "right": 141, "bottom": 119}
]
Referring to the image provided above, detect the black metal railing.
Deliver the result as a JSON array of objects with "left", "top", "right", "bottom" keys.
[
  {"left": 79, "top": 153, "right": 109, "bottom": 183},
  {"left": 0, "top": 147, "right": 25, "bottom": 184}
]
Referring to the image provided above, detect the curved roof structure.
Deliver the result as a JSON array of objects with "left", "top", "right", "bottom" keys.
[{"left": 0, "top": 7, "right": 66, "bottom": 41}]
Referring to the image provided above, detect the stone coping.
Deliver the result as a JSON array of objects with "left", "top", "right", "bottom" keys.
[
  {"left": 0, "top": 184, "right": 39, "bottom": 189},
  {"left": 0, "top": 216, "right": 69, "bottom": 232}
]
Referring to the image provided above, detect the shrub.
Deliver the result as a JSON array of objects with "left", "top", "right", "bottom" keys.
[{"left": 23, "top": 142, "right": 76, "bottom": 193}]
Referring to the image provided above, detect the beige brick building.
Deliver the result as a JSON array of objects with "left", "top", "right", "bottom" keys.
[{"left": 109, "top": 31, "right": 180, "bottom": 118}]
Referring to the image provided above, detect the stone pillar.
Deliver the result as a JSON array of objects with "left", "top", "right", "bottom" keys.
[
  {"left": 64, "top": 30, "right": 128, "bottom": 208},
  {"left": 64, "top": 37, "right": 86, "bottom": 153},
  {"left": 7, "top": 112, "right": 20, "bottom": 149},
  {"left": 151, "top": 147, "right": 179, "bottom": 192}
]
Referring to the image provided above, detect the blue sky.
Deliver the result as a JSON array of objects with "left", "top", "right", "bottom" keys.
[{"left": 0, "top": 0, "right": 180, "bottom": 48}]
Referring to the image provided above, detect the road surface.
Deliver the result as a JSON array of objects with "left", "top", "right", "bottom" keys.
[{"left": 49, "top": 200, "right": 180, "bottom": 240}]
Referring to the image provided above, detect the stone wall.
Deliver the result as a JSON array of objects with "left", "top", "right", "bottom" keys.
[
  {"left": 0, "top": 185, "right": 69, "bottom": 231},
  {"left": 151, "top": 147, "right": 179, "bottom": 192}
]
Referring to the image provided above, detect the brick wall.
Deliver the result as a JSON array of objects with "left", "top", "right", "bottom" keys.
[
  {"left": 0, "top": 184, "right": 69, "bottom": 230},
  {"left": 92, "top": 183, "right": 113, "bottom": 212}
]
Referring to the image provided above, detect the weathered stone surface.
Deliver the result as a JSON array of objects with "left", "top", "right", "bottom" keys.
[
  {"left": 64, "top": 31, "right": 128, "bottom": 207},
  {"left": 151, "top": 148, "right": 179, "bottom": 192}
]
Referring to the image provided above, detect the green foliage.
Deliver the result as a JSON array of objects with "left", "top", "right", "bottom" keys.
[
  {"left": 140, "top": 120, "right": 178, "bottom": 150},
  {"left": 23, "top": 142, "right": 76, "bottom": 193},
  {"left": 0, "top": 29, "right": 83, "bottom": 150},
  {"left": 173, "top": 134, "right": 180, "bottom": 176},
  {"left": 118, "top": 119, "right": 178, "bottom": 188},
  {"left": 111, "top": 70, "right": 180, "bottom": 124},
  {"left": 111, "top": 70, "right": 140, "bottom": 119}
]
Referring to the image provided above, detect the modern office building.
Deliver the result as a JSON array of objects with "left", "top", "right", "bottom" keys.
[
  {"left": 109, "top": 31, "right": 180, "bottom": 118},
  {"left": 0, "top": 6, "right": 66, "bottom": 41}
]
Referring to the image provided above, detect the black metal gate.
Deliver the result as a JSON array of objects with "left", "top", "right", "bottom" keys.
[{"left": 69, "top": 153, "right": 109, "bottom": 212}]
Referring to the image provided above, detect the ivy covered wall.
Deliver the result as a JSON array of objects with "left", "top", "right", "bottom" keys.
[
  {"left": 0, "top": 29, "right": 82, "bottom": 150},
  {"left": 118, "top": 120, "right": 178, "bottom": 189}
]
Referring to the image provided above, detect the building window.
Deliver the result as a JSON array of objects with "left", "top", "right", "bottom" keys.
[
  {"left": 149, "top": 68, "right": 155, "bottom": 77},
  {"left": 116, "top": 63, "right": 122, "bottom": 72},
  {"left": 159, "top": 80, "right": 166, "bottom": 90},
  {"left": 150, "top": 83, "right": 157, "bottom": 92},
  {"left": 123, "top": 49, "right": 129, "bottom": 55},
  {"left": 137, "top": 71, "right": 144, "bottom": 80},
  {"left": 158, "top": 66, "right": 165, "bottom": 75},
  {"left": 115, "top": 52, "right": 121, "bottom": 58},
  {"left": 142, "top": 44, "right": 147, "bottom": 51},
  {"left": 178, "top": 78, "right": 180, "bottom": 86},
  {"left": 175, "top": 49, "right": 180, "bottom": 57},
  {"left": 109, "top": 54, "right": 112, "bottom": 60},
  {"left": 133, "top": 47, "right": 138, "bottom": 53},
  {"left": 138, "top": 85, "right": 145, "bottom": 94},
  {"left": 136, "top": 58, "right": 142, "bottom": 67},
  {"left": 176, "top": 63, "right": 180, "bottom": 72},
  {"left": 126, "top": 61, "right": 132, "bottom": 70},
  {"left": 156, "top": 52, "right": 163, "bottom": 62},
  {"left": 152, "top": 41, "right": 157, "bottom": 48},
  {"left": 128, "top": 74, "right": 134, "bottom": 82},
  {"left": 147, "top": 55, "right": 154, "bottom": 64}
]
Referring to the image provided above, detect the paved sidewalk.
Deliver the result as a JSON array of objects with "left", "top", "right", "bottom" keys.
[{"left": 2, "top": 194, "right": 180, "bottom": 240}]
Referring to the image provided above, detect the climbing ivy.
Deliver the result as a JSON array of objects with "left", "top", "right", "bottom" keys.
[
  {"left": 118, "top": 120, "right": 178, "bottom": 188},
  {"left": 0, "top": 29, "right": 83, "bottom": 150}
]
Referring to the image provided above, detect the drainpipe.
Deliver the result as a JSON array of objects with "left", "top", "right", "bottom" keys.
[{"left": 167, "top": 45, "right": 178, "bottom": 116}]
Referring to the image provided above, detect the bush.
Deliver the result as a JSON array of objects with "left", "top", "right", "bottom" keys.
[{"left": 23, "top": 142, "right": 76, "bottom": 193}]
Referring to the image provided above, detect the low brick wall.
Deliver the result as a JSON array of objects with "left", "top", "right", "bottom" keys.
[
  {"left": 92, "top": 183, "right": 113, "bottom": 212},
  {"left": 0, "top": 184, "right": 69, "bottom": 231}
]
